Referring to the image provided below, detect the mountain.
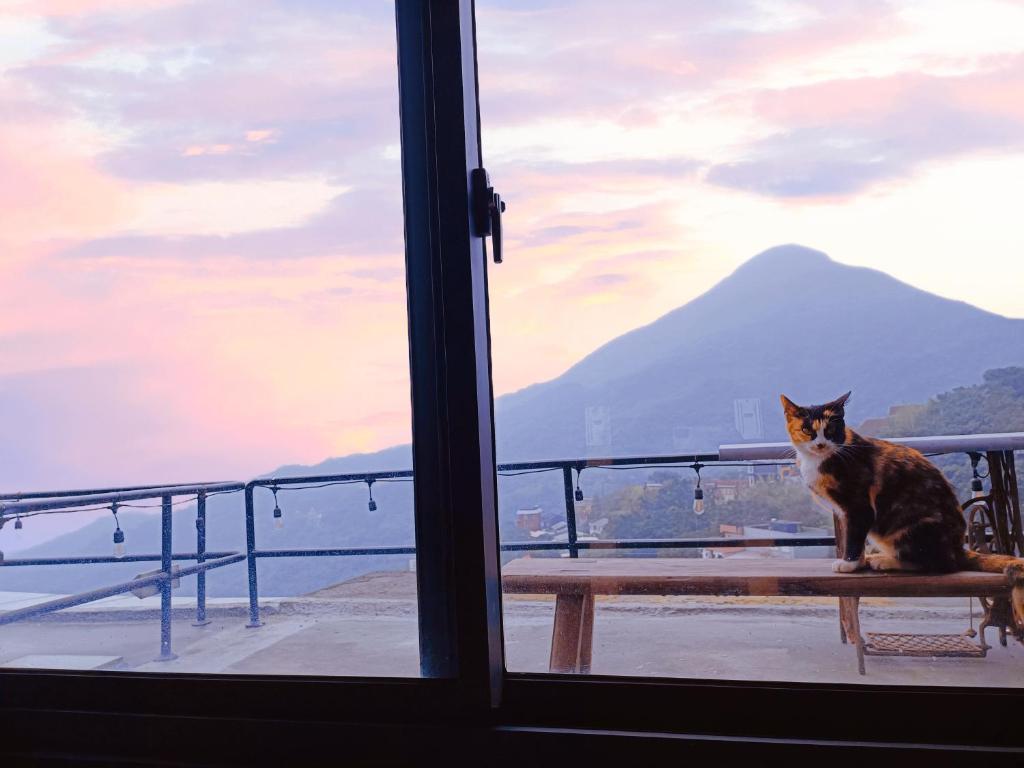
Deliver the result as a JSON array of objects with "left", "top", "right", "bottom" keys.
[
  {"left": 495, "top": 244, "right": 1024, "bottom": 458},
  {"left": 6, "top": 245, "right": 1023, "bottom": 597}
]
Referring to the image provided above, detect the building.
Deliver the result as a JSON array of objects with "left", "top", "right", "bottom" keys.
[
  {"left": 858, "top": 404, "right": 928, "bottom": 436},
  {"left": 778, "top": 465, "right": 801, "bottom": 483},
  {"left": 575, "top": 499, "right": 592, "bottom": 529},
  {"left": 516, "top": 506, "right": 543, "bottom": 532},
  {"left": 701, "top": 521, "right": 833, "bottom": 560},
  {"left": 709, "top": 464, "right": 799, "bottom": 503},
  {"left": 710, "top": 479, "right": 746, "bottom": 503},
  {"left": 733, "top": 397, "right": 765, "bottom": 440},
  {"left": 585, "top": 405, "right": 612, "bottom": 451}
]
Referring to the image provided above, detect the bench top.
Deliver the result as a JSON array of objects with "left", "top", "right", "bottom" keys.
[{"left": 501, "top": 557, "right": 1010, "bottom": 598}]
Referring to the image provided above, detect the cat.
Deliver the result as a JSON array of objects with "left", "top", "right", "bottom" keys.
[{"left": 780, "top": 391, "right": 1024, "bottom": 639}]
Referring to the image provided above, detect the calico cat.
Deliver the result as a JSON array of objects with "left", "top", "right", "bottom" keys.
[{"left": 780, "top": 391, "right": 1024, "bottom": 638}]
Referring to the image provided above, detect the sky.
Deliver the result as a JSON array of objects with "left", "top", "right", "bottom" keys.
[{"left": 2, "top": 0, "right": 1024, "bottom": 536}]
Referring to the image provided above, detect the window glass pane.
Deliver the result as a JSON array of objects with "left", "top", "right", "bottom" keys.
[
  {"left": 1, "top": 1, "right": 421, "bottom": 677},
  {"left": 478, "top": 0, "right": 1024, "bottom": 685}
]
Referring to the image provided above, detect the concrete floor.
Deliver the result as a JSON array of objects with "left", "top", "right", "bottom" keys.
[
  {"left": 505, "top": 601, "right": 1024, "bottom": 684},
  {"left": 4, "top": 589, "right": 1024, "bottom": 686}
]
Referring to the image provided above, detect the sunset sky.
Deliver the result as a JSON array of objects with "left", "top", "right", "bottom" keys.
[{"left": 2, "top": 0, "right": 1024, "bottom": 525}]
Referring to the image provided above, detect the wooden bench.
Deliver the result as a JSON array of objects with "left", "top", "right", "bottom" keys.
[{"left": 501, "top": 557, "right": 1012, "bottom": 675}]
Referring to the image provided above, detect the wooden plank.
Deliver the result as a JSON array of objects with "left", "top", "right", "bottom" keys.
[
  {"left": 838, "top": 596, "right": 866, "bottom": 675},
  {"left": 578, "top": 593, "right": 594, "bottom": 674},
  {"left": 549, "top": 593, "right": 589, "bottom": 673},
  {"left": 501, "top": 558, "right": 1010, "bottom": 598}
]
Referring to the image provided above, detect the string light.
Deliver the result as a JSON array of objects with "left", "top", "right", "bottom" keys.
[
  {"left": 111, "top": 503, "right": 126, "bottom": 558},
  {"left": 970, "top": 454, "right": 986, "bottom": 499},
  {"left": 367, "top": 479, "right": 377, "bottom": 512},
  {"left": 574, "top": 469, "right": 584, "bottom": 502},
  {"left": 271, "top": 486, "right": 284, "bottom": 529},
  {"left": 692, "top": 463, "right": 705, "bottom": 516}
]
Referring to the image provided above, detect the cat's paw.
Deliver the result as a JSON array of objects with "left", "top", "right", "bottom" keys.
[
  {"left": 866, "top": 553, "right": 902, "bottom": 571},
  {"left": 832, "top": 558, "right": 864, "bottom": 573}
]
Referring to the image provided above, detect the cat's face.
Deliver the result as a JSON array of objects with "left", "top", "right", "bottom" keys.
[{"left": 780, "top": 392, "right": 851, "bottom": 456}]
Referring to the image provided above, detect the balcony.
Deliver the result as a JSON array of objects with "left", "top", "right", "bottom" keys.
[{"left": 2, "top": 433, "right": 1022, "bottom": 685}]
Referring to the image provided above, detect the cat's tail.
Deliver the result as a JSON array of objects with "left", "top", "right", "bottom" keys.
[{"left": 961, "top": 550, "right": 1024, "bottom": 642}]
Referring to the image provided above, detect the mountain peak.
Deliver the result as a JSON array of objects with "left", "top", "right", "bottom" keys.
[
  {"left": 711, "top": 244, "right": 838, "bottom": 294},
  {"left": 741, "top": 243, "right": 832, "bottom": 270}
]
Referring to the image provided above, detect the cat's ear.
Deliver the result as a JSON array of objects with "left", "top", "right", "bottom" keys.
[
  {"left": 828, "top": 391, "right": 852, "bottom": 412},
  {"left": 780, "top": 394, "right": 803, "bottom": 418}
]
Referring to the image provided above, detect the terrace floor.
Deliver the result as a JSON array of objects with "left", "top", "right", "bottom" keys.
[{"left": 3, "top": 572, "right": 1024, "bottom": 686}]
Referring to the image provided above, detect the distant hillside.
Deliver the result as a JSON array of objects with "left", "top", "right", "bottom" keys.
[
  {"left": 6, "top": 245, "right": 1023, "bottom": 597},
  {"left": 869, "top": 367, "right": 1024, "bottom": 439}
]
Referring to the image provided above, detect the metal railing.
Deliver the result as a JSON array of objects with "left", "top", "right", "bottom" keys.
[
  {"left": 2, "top": 433, "right": 1022, "bottom": 661},
  {"left": 0, "top": 482, "right": 245, "bottom": 660},
  {"left": 239, "top": 453, "right": 833, "bottom": 627},
  {"left": 240, "top": 434, "right": 1023, "bottom": 626}
]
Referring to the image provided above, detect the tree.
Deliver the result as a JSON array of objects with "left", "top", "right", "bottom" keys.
[
  {"left": 874, "top": 366, "right": 1024, "bottom": 500},
  {"left": 600, "top": 471, "right": 831, "bottom": 541}
]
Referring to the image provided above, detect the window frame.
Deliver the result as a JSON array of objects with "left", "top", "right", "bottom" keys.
[
  {"left": 1, "top": 0, "right": 501, "bottom": 728},
  {"left": 2, "top": 0, "right": 1023, "bottom": 761}
]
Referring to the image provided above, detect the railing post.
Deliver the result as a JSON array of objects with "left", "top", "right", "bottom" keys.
[
  {"left": 156, "top": 493, "right": 177, "bottom": 661},
  {"left": 245, "top": 484, "right": 262, "bottom": 627},
  {"left": 987, "top": 450, "right": 1024, "bottom": 556},
  {"left": 1007, "top": 451, "right": 1023, "bottom": 555},
  {"left": 192, "top": 491, "right": 210, "bottom": 626},
  {"left": 562, "top": 466, "right": 579, "bottom": 558}
]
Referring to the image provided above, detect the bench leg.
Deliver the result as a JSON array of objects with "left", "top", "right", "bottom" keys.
[
  {"left": 839, "top": 596, "right": 866, "bottom": 675},
  {"left": 549, "top": 592, "right": 594, "bottom": 674},
  {"left": 579, "top": 592, "right": 594, "bottom": 674}
]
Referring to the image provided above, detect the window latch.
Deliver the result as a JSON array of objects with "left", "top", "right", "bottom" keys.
[{"left": 471, "top": 167, "right": 506, "bottom": 263}]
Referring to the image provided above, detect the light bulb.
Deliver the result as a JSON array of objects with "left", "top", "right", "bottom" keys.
[
  {"left": 693, "top": 488, "right": 705, "bottom": 516},
  {"left": 14, "top": 517, "right": 23, "bottom": 531},
  {"left": 273, "top": 505, "right": 284, "bottom": 529},
  {"left": 574, "top": 488, "right": 584, "bottom": 502},
  {"left": 113, "top": 528, "right": 126, "bottom": 558},
  {"left": 368, "top": 499, "right": 377, "bottom": 512}
]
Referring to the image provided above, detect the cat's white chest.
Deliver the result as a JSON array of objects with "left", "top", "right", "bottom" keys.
[
  {"left": 796, "top": 451, "right": 841, "bottom": 516},
  {"left": 797, "top": 451, "right": 824, "bottom": 488}
]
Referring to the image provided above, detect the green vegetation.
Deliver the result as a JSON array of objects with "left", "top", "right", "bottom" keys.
[
  {"left": 874, "top": 366, "right": 1024, "bottom": 499},
  {"left": 596, "top": 367, "right": 1024, "bottom": 541},
  {"left": 875, "top": 367, "right": 1024, "bottom": 438},
  {"left": 598, "top": 470, "right": 825, "bottom": 541}
]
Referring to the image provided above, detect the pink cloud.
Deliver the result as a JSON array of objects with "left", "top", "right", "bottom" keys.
[
  {"left": 0, "top": 124, "right": 130, "bottom": 244},
  {"left": 753, "top": 59, "right": 1024, "bottom": 126},
  {"left": 6, "top": 0, "right": 185, "bottom": 17},
  {"left": 245, "top": 129, "right": 276, "bottom": 143},
  {"left": 477, "top": 0, "right": 901, "bottom": 126},
  {"left": 708, "top": 58, "right": 1024, "bottom": 198}
]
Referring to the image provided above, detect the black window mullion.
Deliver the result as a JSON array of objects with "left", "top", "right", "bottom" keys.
[{"left": 396, "top": 0, "right": 505, "bottom": 707}]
